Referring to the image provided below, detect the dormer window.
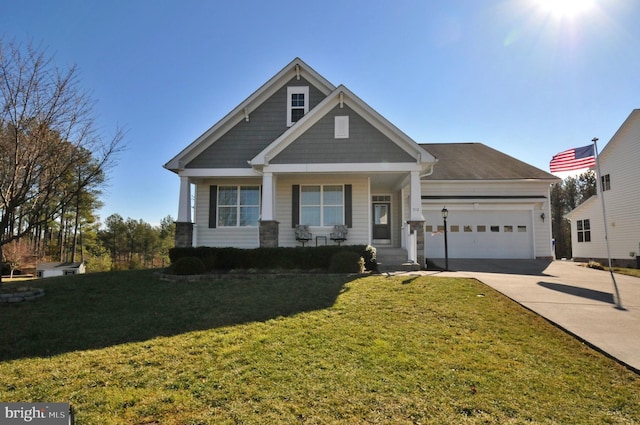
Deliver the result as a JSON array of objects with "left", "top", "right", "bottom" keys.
[{"left": 287, "top": 86, "right": 309, "bottom": 126}]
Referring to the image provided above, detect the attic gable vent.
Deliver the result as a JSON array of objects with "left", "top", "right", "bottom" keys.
[{"left": 335, "top": 116, "right": 349, "bottom": 139}]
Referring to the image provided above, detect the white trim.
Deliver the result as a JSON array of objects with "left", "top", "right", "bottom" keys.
[
  {"left": 287, "top": 86, "right": 309, "bottom": 127},
  {"left": 179, "top": 168, "right": 263, "bottom": 177},
  {"left": 410, "top": 170, "right": 424, "bottom": 221},
  {"left": 263, "top": 162, "right": 424, "bottom": 173},
  {"left": 334, "top": 115, "right": 349, "bottom": 139},
  {"left": 261, "top": 172, "right": 275, "bottom": 221},
  {"left": 178, "top": 176, "right": 192, "bottom": 222}
]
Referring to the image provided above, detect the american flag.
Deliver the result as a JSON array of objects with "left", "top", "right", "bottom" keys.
[{"left": 549, "top": 145, "right": 596, "bottom": 173}]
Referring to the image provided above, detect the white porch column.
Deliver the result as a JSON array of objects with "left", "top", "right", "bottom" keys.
[
  {"left": 177, "top": 176, "right": 192, "bottom": 222},
  {"left": 410, "top": 170, "right": 424, "bottom": 221},
  {"left": 261, "top": 172, "right": 275, "bottom": 220}
]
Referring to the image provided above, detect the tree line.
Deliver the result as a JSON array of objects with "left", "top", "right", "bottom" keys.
[{"left": 550, "top": 170, "right": 597, "bottom": 259}]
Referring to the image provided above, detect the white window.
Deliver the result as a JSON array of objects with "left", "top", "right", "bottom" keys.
[
  {"left": 287, "top": 86, "right": 309, "bottom": 127},
  {"left": 577, "top": 219, "right": 591, "bottom": 243},
  {"left": 601, "top": 174, "right": 611, "bottom": 191},
  {"left": 334, "top": 116, "right": 349, "bottom": 139},
  {"left": 300, "top": 185, "right": 344, "bottom": 226},
  {"left": 218, "top": 186, "right": 260, "bottom": 227}
]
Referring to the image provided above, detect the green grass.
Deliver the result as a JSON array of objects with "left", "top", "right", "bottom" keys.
[
  {"left": 1, "top": 270, "right": 639, "bottom": 424},
  {"left": 613, "top": 267, "right": 640, "bottom": 278}
]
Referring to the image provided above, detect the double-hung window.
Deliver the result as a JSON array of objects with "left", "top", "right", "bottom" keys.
[
  {"left": 218, "top": 186, "right": 260, "bottom": 227},
  {"left": 300, "top": 185, "right": 344, "bottom": 226},
  {"left": 287, "top": 86, "right": 309, "bottom": 127},
  {"left": 601, "top": 174, "right": 611, "bottom": 191},
  {"left": 577, "top": 219, "right": 591, "bottom": 243}
]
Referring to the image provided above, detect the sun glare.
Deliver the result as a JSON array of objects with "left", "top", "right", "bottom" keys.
[{"left": 535, "top": 0, "right": 595, "bottom": 18}]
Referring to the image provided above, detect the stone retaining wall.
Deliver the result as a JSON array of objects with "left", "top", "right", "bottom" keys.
[{"left": 0, "top": 288, "right": 45, "bottom": 304}]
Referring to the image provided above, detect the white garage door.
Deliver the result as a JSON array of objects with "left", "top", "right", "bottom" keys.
[{"left": 425, "top": 210, "right": 533, "bottom": 259}]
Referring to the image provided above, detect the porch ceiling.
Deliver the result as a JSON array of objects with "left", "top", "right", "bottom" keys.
[{"left": 370, "top": 172, "right": 408, "bottom": 191}]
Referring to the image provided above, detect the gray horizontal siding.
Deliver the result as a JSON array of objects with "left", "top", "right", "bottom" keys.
[
  {"left": 186, "top": 77, "right": 327, "bottom": 169},
  {"left": 271, "top": 104, "right": 416, "bottom": 164}
]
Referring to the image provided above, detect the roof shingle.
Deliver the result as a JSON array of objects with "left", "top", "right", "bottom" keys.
[{"left": 421, "top": 143, "right": 559, "bottom": 181}]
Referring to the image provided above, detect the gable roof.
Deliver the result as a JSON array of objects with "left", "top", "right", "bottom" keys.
[
  {"left": 164, "top": 58, "right": 336, "bottom": 172},
  {"left": 251, "top": 84, "right": 435, "bottom": 169},
  {"left": 564, "top": 194, "right": 598, "bottom": 219},
  {"left": 37, "top": 262, "right": 84, "bottom": 271},
  {"left": 598, "top": 109, "right": 640, "bottom": 161},
  {"left": 421, "top": 142, "right": 559, "bottom": 181}
]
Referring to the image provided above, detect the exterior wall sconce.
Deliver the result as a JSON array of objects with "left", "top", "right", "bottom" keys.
[{"left": 540, "top": 212, "right": 545, "bottom": 222}]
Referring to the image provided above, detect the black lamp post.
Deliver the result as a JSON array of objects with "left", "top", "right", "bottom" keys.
[{"left": 441, "top": 206, "right": 449, "bottom": 271}]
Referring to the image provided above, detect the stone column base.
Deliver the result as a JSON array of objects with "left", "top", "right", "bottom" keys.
[
  {"left": 259, "top": 220, "right": 279, "bottom": 248},
  {"left": 175, "top": 222, "right": 194, "bottom": 248}
]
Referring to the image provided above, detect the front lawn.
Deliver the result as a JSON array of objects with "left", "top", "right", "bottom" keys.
[{"left": 1, "top": 270, "right": 639, "bottom": 424}]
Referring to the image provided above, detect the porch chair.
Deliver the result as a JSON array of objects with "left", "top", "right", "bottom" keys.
[
  {"left": 330, "top": 225, "right": 348, "bottom": 245},
  {"left": 295, "top": 225, "right": 312, "bottom": 246}
]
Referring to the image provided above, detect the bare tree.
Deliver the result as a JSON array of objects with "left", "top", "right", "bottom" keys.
[{"left": 0, "top": 40, "right": 124, "bottom": 282}]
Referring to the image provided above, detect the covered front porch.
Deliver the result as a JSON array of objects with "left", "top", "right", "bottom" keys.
[{"left": 174, "top": 167, "right": 427, "bottom": 266}]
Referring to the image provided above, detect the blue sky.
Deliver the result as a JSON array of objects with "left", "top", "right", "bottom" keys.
[{"left": 2, "top": 0, "right": 638, "bottom": 225}]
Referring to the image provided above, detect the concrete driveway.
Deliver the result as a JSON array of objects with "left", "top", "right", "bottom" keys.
[{"left": 427, "top": 259, "right": 640, "bottom": 373}]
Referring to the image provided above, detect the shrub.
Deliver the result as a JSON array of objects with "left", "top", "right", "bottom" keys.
[
  {"left": 329, "top": 251, "right": 364, "bottom": 273},
  {"left": 588, "top": 260, "right": 605, "bottom": 270},
  {"left": 363, "top": 245, "right": 378, "bottom": 272},
  {"left": 168, "top": 245, "right": 372, "bottom": 272},
  {"left": 171, "top": 256, "right": 206, "bottom": 275}
]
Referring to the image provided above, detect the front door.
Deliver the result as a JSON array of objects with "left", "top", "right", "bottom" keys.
[{"left": 372, "top": 202, "right": 391, "bottom": 240}]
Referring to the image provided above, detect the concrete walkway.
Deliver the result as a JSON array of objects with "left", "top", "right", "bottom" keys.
[{"left": 418, "top": 260, "right": 640, "bottom": 373}]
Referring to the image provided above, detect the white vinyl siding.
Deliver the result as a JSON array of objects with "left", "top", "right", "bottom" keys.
[
  {"left": 278, "top": 175, "right": 369, "bottom": 247},
  {"left": 420, "top": 180, "right": 553, "bottom": 259},
  {"left": 194, "top": 180, "right": 262, "bottom": 248}
]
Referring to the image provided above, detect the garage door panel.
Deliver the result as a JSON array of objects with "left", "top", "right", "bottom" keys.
[{"left": 425, "top": 211, "right": 533, "bottom": 259}]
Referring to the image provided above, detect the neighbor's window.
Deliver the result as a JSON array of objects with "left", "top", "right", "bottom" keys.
[
  {"left": 218, "top": 186, "right": 260, "bottom": 227},
  {"left": 601, "top": 174, "right": 611, "bottom": 192},
  {"left": 504, "top": 225, "right": 513, "bottom": 233},
  {"left": 300, "top": 185, "right": 344, "bottom": 226},
  {"left": 451, "top": 225, "right": 460, "bottom": 232},
  {"left": 464, "top": 225, "right": 473, "bottom": 232},
  {"left": 491, "top": 225, "right": 500, "bottom": 232},
  {"left": 577, "top": 219, "right": 591, "bottom": 242},
  {"left": 287, "top": 86, "right": 309, "bottom": 126},
  {"left": 518, "top": 225, "right": 527, "bottom": 232},
  {"left": 477, "top": 225, "right": 486, "bottom": 232}
]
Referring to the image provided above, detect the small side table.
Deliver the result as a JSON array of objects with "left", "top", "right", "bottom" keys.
[{"left": 316, "top": 236, "right": 327, "bottom": 247}]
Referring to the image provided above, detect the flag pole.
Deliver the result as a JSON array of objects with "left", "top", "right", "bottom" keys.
[{"left": 592, "top": 137, "right": 623, "bottom": 309}]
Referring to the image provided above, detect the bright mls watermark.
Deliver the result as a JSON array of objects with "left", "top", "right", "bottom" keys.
[{"left": 0, "top": 403, "right": 72, "bottom": 424}]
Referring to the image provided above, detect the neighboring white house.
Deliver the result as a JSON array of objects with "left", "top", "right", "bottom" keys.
[
  {"left": 566, "top": 109, "right": 640, "bottom": 267},
  {"left": 36, "top": 262, "right": 86, "bottom": 278},
  {"left": 164, "top": 58, "right": 559, "bottom": 266}
]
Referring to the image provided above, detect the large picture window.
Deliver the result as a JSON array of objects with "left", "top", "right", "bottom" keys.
[
  {"left": 218, "top": 186, "right": 260, "bottom": 227},
  {"left": 300, "top": 185, "right": 344, "bottom": 226},
  {"left": 577, "top": 219, "right": 591, "bottom": 243}
]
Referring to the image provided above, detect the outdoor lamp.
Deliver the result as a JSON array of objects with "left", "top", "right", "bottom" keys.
[{"left": 441, "top": 206, "right": 449, "bottom": 270}]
